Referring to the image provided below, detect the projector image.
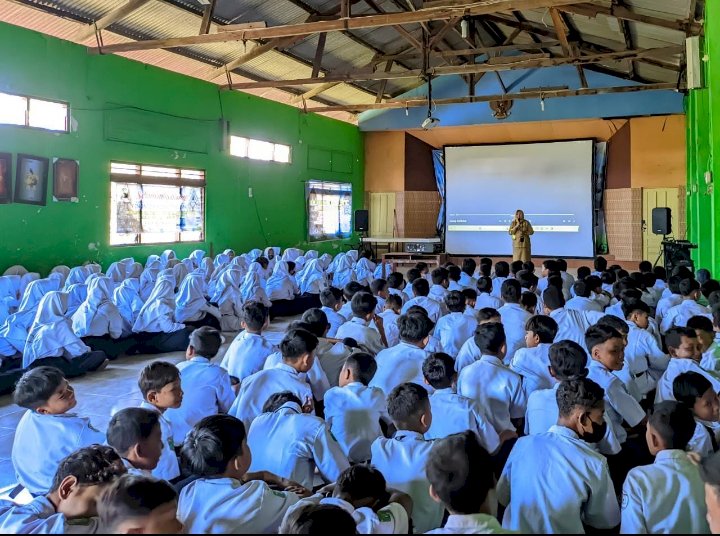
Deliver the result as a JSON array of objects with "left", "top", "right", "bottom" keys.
[{"left": 422, "top": 116, "right": 440, "bottom": 130}]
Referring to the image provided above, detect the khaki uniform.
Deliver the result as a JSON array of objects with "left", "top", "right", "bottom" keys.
[{"left": 509, "top": 219, "right": 534, "bottom": 262}]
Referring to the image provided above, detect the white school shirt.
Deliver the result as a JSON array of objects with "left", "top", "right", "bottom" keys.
[
  {"left": 549, "top": 307, "right": 603, "bottom": 352},
  {"left": 221, "top": 330, "right": 276, "bottom": 381},
  {"left": 314, "top": 339, "right": 351, "bottom": 387},
  {"left": 426, "top": 513, "right": 512, "bottom": 534},
  {"left": 0, "top": 496, "right": 100, "bottom": 534},
  {"left": 378, "top": 309, "right": 400, "bottom": 347},
  {"left": 457, "top": 355, "right": 526, "bottom": 434},
  {"left": 263, "top": 350, "right": 331, "bottom": 402},
  {"left": 688, "top": 419, "right": 717, "bottom": 457},
  {"left": 139, "top": 401, "right": 180, "bottom": 480},
  {"left": 12, "top": 411, "right": 105, "bottom": 495},
  {"left": 497, "top": 425, "right": 620, "bottom": 534},
  {"left": 701, "top": 337, "right": 720, "bottom": 373},
  {"left": 72, "top": 276, "right": 125, "bottom": 338},
  {"left": 175, "top": 274, "right": 220, "bottom": 323},
  {"left": 320, "top": 306, "right": 346, "bottom": 337},
  {"left": 165, "top": 356, "right": 235, "bottom": 444},
  {"left": 661, "top": 300, "right": 711, "bottom": 332},
  {"left": 338, "top": 301, "right": 353, "bottom": 321},
  {"left": 388, "top": 287, "right": 406, "bottom": 305},
  {"left": 656, "top": 294, "right": 683, "bottom": 327},
  {"left": 401, "top": 286, "right": 415, "bottom": 303},
  {"left": 370, "top": 342, "right": 429, "bottom": 396},
  {"left": 428, "top": 284, "right": 449, "bottom": 305},
  {"left": 587, "top": 361, "right": 646, "bottom": 444},
  {"left": 229, "top": 363, "right": 314, "bottom": 430},
  {"left": 510, "top": 343, "right": 555, "bottom": 398},
  {"left": 374, "top": 295, "right": 386, "bottom": 314},
  {"left": 491, "top": 277, "right": 507, "bottom": 298},
  {"left": 565, "top": 296, "right": 604, "bottom": 313},
  {"left": 178, "top": 477, "right": 299, "bottom": 534},
  {"left": 497, "top": 303, "right": 531, "bottom": 363},
  {"left": 401, "top": 296, "right": 443, "bottom": 323},
  {"left": 475, "top": 292, "right": 503, "bottom": 310},
  {"left": 616, "top": 322, "right": 669, "bottom": 398},
  {"left": 434, "top": 312, "right": 476, "bottom": 358},
  {"left": 371, "top": 431, "right": 444, "bottom": 533},
  {"left": 655, "top": 359, "right": 720, "bottom": 403},
  {"left": 247, "top": 401, "right": 349, "bottom": 489},
  {"left": 448, "top": 280, "right": 463, "bottom": 292},
  {"left": 336, "top": 317, "right": 385, "bottom": 356},
  {"left": 132, "top": 279, "right": 184, "bottom": 333},
  {"left": 425, "top": 388, "right": 500, "bottom": 454},
  {"left": 455, "top": 338, "right": 482, "bottom": 372},
  {"left": 621, "top": 449, "right": 710, "bottom": 534},
  {"left": 458, "top": 272, "right": 477, "bottom": 289}
]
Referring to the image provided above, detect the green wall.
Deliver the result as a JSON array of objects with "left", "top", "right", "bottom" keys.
[{"left": 0, "top": 22, "right": 363, "bottom": 275}]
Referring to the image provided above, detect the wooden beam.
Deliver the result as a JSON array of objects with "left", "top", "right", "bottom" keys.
[
  {"left": 556, "top": 3, "right": 703, "bottom": 35},
  {"left": 376, "top": 60, "right": 395, "bottom": 103},
  {"left": 205, "top": 35, "right": 306, "bottom": 80},
  {"left": 216, "top": 22, "right": 268, "bottom": 32},
  {"left": 549, "top": 8, "right": 571, "bottom": 56},
  {"left": 75, "top": 0, "right": 151, "bottom": 41},
  {"left": 312, "top": 32, "right": 327, "bottom": 78},
  {"left": 88, "top": 0, "right": 584, "bottom": 54},
  {"left": 618, "top": 13, "right": 637, "bottom": 80},
  {"left": 199, "top": 0, "right": 217, "bottom": 35},
  {"left": 341, "top": 0, "right": 351, "bottom": 19},
  {"left": 428, "top": 17, "right": 462, "bottom": 48},
  {"left": 289, "top": 82, "right": 340, "bottom": 103},
  {"left": 376, "top": 39, "right": 563, "bottom": 62}
]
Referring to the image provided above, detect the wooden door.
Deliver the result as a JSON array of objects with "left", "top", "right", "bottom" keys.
[{"left": 369, "top": 192, "right": 396, "bottom": 237}]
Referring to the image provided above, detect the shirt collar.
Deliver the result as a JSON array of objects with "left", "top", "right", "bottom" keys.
[
  {"left": 393, "top": 430, "right": 426, "bottom": 441},
  {"left": 655, "top": 449, "right": 691, "bottom": 463},
  {"left": 318, "top": 497, "right": 355, "bottom": 514},
  {"left": 480, "top": 354, "right": 504, "bottom": 366},
  {"left": 443, "top": 514, "right": 505, "bottom": 531},
  {"left": 549, "top": 308, "right": 564, "bottom": 318},
  {"left": 275, "top": 401, "right": 302, "bottom": 414},
  {"left": 548, "top": 424, "right": 579, "bottom": 440},
  {"left": 274, "top": 362, "right": 301, "bottom": 375},
  {"left": 189, "top": 356, "right": 210, "bottom": 364},
  {"left": 351, "top": 317, "right": 369, "bottom": 326}
]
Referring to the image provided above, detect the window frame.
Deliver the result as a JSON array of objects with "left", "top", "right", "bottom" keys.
[
  {"left": 306, "top": 180, "right": 353, "bottom": 243},
  {"left": 229, "top": 134, "right": 292, "bottom": 164},
  {"left": 0, "top": 90, "right": 69, "bottom": 133}
]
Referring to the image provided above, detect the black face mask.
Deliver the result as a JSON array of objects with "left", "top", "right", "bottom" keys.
[{"left": 578, "top": 418, "right": 607, "bottom": 444}]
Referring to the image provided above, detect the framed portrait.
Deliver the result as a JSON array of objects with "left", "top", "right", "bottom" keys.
[
  {"left": 14, "top": 154, "right": 49, "bottom": 206},
  {"left": 53, "top": 158, "right": 79, "bottom": 202},
  {"left": 0, "top": 153, "right": 11, "bottom": 204}
]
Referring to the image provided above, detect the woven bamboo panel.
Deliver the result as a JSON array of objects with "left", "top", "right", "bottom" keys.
[
  {"left": 678, "top": 186, "right": 687, "bottom": 240},
  {"left": 400, "top": 191, "right": 441, "bottom": 238},
  {"left": 605, "top": 188, "right": 643, "bottom": 261}
]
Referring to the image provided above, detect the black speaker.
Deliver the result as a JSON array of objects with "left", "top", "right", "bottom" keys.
[
  {"left": 354, "top": 209, "right": 369, "bottom": 232},
  {"left": 652, "top": 207, "right": 671, "bottom": 235}
]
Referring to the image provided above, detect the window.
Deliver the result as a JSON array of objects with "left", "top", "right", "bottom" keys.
[
  {"left": 306, "top": 180, "right": 352, "bottom": 241},
  {"left": 109, "top": 162, "right": 205, "bottom": 246},
  {"left": 229, "top": 135, "right": 291, "bottom": 163},
  {"left": 0, "top": 91, "right": 68, "bottom": 131}
]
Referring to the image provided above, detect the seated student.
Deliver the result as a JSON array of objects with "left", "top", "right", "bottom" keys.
[
  {"left": 565, "top": 280, "right": 604, "bottom": 313},
  {"left": 415, "top": 262, "right": 431, "bottom": 283},
  {"left": 230, "top": 328, "right": 317, "bottom": 429},
  {"left": 370, "top": 313, "right": 433, "bottom": 396},
  {"left": 656, "top": 275, "right": 683, "bottom": 326},
  {"left": 673, "top": 372, "right": 720, "bottom": 457},
  {"left": 459, "top": 258, "right": 477, "bottom": 289},
  {"left": 543, "top": 286, "right": 602, "bottom": 351},
  {"left": 0, "top": 445, "right": 126, "bottom": 534},
  {"left": 280, "top": 503, "right": 357, "bottom": 534},
  {"left": 621, "top": 401, "right": 710, "bottom": 534},
  {"left": 165, "top": 327, "right": 235, "bottom": 444},
  {"left": 556, "top": 258, "right": 575, "bottom": 298},
  {"left": 248, "top": 392, "right": 349, "bottom": 490},
  {"left": 282, "top": 464, "right": 412, "bottom": 534},
  {"left": 662, "top": 278, "right": 711, "bottom": 332},
  {"left": 600, "top": 270, "right": 617, "bottom": 295},
  {"left": 11, "top": 367, "right": 106, "bottom": 495},
  {"left": 516, "top": 269, "right": 539, "bottom": 295},
  {"left": 497, "top": 279, "right": 532, "bottom": 363},
  {"left": 297, "top": 259, "right": 328, "bottom": 297},
  {"left": 22, "top": 291, "right": 109, "bottom": 376},
  {"left": 178, "top": 414, "right": 305, "bottom": 533},
  {"left": 477, "top": 257, "right": 493, "bottom": 278},
  {"left": 370, "top": 278, "right": 388, "bottom": 314},
  {"left": 520, "top": 290, "right": 538, "bottom": 315},
  {"left": 319, "top": 287, "right": 347, "bottom": 337},
  {"left": 641, "top": 271, "right": 661, "bottom": 307},
  {"left": 654, "top": 265, "right": 668, "bottom": 291},
  {"left": 132, "top": 279, "right": 194, "bottom": 354},
  {"left": 371, "top": 383, "right": 444, "bottom": 533},
  {"left": 113, "top": 278, "right": 144, "bottom": 330},
  {"left": 475, "top": 276, "right": 503, "bottom": 310},
  {"left": 454, "top": 309, "right": 501, "bottom": 373},
  {"left": 423, "top": 353, "right": 502, "bottom": 454},
  {"left": 656, "top": 327, "right": 720, "bottom": 403},
  {"left": 510, "top": 315, "right": 559, "bottom": 398},
  {"left": 336, "top": 292, "right": 387, "bottom": 355},
  {"left": 378, "top": 294, "right": 402, "bottom": 348},
  {"left": 1, "top": 278, "right": 57, "bottom": 354},
  {"left": 498, "top": 378, "right": 620, "bottom": 533},
  {"left": 332, "top": 254, "right": 357, "bottom": 289},
  {"left": 107, "top": 407, "right": 163, "bottom": 476},
  {"left": 354, "top": 251, "right": 376, "bottom": 287},
  {"left": 691, "top": 313, "right": 720, "bottom": 374},
  {"left": 461, "top": 288, "right": 479, "bottom": 322},
  {"left": 536, "top": 259, "right": 558, "bottom": 294},
  {"left": 338, "top": 281, "right": 364, "bottom": 321},
  {"left": 386, "top": 272, "right": 407, "bottom": 305},
  {"left": 509, "top": 260, "right": 524, "bottom": 279},
  {"left": 434, "top": 291, "right": 477, "bottom": 358},
  {"left": 425, "top": 432, "right": 503, "bottom": 535},
  {"left": 175, "top": 273, "right": 221, "bottom": 330},
  {"left": 402, "top": 279, "right": 443, "bottom": 323},
  {"left": 98, "top": 474, "right": 183, "bottom": 534},
  {"left": 221, "top": 301, "right": 273, "bottom": 382},
  {"left": 138, "top": 361, "right": 183, "bottom": 481},
  {"left": 240, "top": 262, "right": 272, "bottom": 308},
  {"left": 212, "top": 267, "right": 244, "bottom": 332},
  {"left": 428, "top": 268, "right": 450, "bottom": 305},
  {"left": 267, "top": 260, "right": 300, "bottom": 302},
  {"left": 401, "top": 268, "right": 421, "bottom": 303},
  {"left": 490, "top": 262, "right": 510, "bottom": 299},
  {"left": 575, "top": 265, "right": 591, "bottom": 282}
]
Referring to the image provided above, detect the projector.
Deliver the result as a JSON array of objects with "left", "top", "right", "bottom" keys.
[{"left": 421, "top": 116, "right": 440, "bottom": 130}]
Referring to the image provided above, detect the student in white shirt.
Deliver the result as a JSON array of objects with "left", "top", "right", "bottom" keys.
[
  {"left": 386, "top": 272, "right": 407, "bottom": 305},
  {"left": 132, "top": 278, "right": 193, "bottom": 354},
  {"left": 458, "top": 259, "right": 477, "bottom": 289},
  {"left": 336, "top": 292, "right": 388, "bottom": 355},
  {"left": 497, "top": 279, "right": 532, "bottom": 363},
  {"left": 662, "top": 278, "right": 711, "bottom": 332},
  {"left": 592, "top": 255, "right": 608, "bottom": 277},
  {"left": 692, "top": 313, "right": 720, "bottom": 373},
  {"left": 457, "top": 322, "right": 526, "bottom": 436},
  {"left": 107, "top": 407, "right": 163, "bottom": 476},
  {"left": 339, "top": 281, "right": 364, "bottom": 321},
  {"left": 475, "top": 276, "right": 503, "bottom": 311},
  {"left": 543, "top": 286, "right": 602, "bottom": 351},
  {"left": 355, "top": 251, "right": 376, "bottom": 286},
  {"left": 656, "top": 275, "right": 683, "bottom": 326},
  {"left": 510, "top": 315, "right": 558, "bottom": 398},
  {"left": 461, "top": 288, "right": 478, "bottom": 320},
  {"left": 454, "top": 308, "right": 501, "bottom": 373},
  {"left": 230, "top": 327, "right": 317, "bottom": 429},
  {"left": 370, "top": 312, "right": 433, "bottom": 396},
  {"left": 11, "top": 367, "right": 106, "bottom": 495},
  {"left": 165, "top": 327, "right": 235, "bottom": 443},
  {"left": 566, "top": 279, "right": 604, "bottom": 313},
  {"left": 0, "top": 445, "right": 125, "bottom": 534},
  {"left": 535, "top": 259, "right": 557, "bottom": 295},
  {"left": 434, "top": 291, "right": 477, "bottom": 358},
  {"left": 401, "top": 268, "right": 421, "bottom": 303},
  {"left": 212, "top": 266, "right": 244, "bottom": 332},
  {"left": 673, "top": 372, "right": 720, "bottom": 456},
  {"left": 178, "top": 414, "right": 306, "bottom": 534},
  {"left": 378, "top": 294, "right": 402, "bottom": 347},
  {"left": 401, "top": 278, "right": 443, "bottom": 323},
  {"left": 621, "top": 401, "right": 710, "bottom": 534},
  {"left": 497, "top": 378, "right": 620, "bottom": 533},
  {"left": 175, "top": 273, "right": 222, "bottom": 330},
  {"left": 425, "top": 431, "right": 507, "bottom": 535},
  {"left": 371, "top": 382, "right": 444, "bottom": 533},
  {"left": 700, "top": 451, "right": 720, "bottom": 534},
  {"left": 319, "top": 287, "right": 347, "bottom": 337},
  {"left": 428, "top": 267, "right": 450, "bottom": 305},
  {"left": 113, "top": 278, "right": 144, "bottom": 330},
  {"left": 490, "top": 262, "right": 510, "bottom": 298},
  {"left": 557, "top": 258, "right": 575, "bottom": 299},
  {"left": 370, "top": 278, "right": 388, "bottom": 314},
  {"left": 247, "top": 392, "right": 349, "bottom": 490},
  {"left": 221, "top": 301, "right": 274, "bottom": 382}
]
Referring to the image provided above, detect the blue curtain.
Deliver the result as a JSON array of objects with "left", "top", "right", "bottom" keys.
[
  {"left": 593, "top": 142, "right": 609, "bottom": 254},
  {"left": 432, "top": 150, "right": 445, "bottom": 238}
]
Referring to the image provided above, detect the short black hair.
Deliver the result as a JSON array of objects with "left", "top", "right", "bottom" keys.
[
  {"left": 556, "top": 258, "right": 568, "bottom": 272},
  {"left": 654, "top": 266, "right": 667, "bottom": 281},
  {"left": 479, "top": 258, "right": 492, "bottom": 276},
  {"left": 461, "top": 258, "right": 476, "bottom": 277},
  {"left": 406, "top": 305, "right": 429, "bottom": 317},
  {"left": 594, "top": 256, "right": 608, "bottom": 272},
  {"left": 525, "top": 315, "right": 558, "bottom": 344},
  {"left": 510, "top": 260, "right": 524, "bottom": 275},
  {"left": 577, "top": 266, "right": 591, "bottom": 280},
  {"left": 494, "top": 261, "right": 510, "bottom": 278},
  {"left": 680, "top": 278, "right": 701, "bottom": 297},
  {"left": 343, "top": 281, "right": 364, "bottom": 301},
  {"left": 280, "top": 504, "right": 356, "bottom": 534},
  {"left": 280, "top": 328, "right": 319, "bottom": 361},
  {"left": 501, "top": 279, "right": 521, "bottom": 303},
  {"left": 319, "top": 287, "right": 341, "bottom": 308},
  {"left": 639, "top": 260, "right": 653, "bottom": 273},
  {"left": 547, "top": 274, "right": 564, "bottom": 291},
  {"left": 406, "top": 268, "right": 421, "bottom": 283},
  {"left": 50, "top": 445, "right": 126, "bottom": 493},
  {"left": 474, "top": 322, "right": 506, "bottom": 355},
  {"left": 300, "top": 308, "right": 330, "bottom": 337},
  {"left": 98, "top": 475, "right": 178, "bottom": 531},
  {"left": 621, "top": 297, "right": 650, "bottom": 319},
  {"left": 461, "top": 288, "right": 477, "bottom": 302},
  {"left": 556, "top": 378, "right": 604, "bottom": 418},
  {"left": 431, "top": 267, "right": 449, "bottom": 285},
  {"left": 13, "top": 366, "right": 66, "bottom": 409},
  {"left": 543, "top": 259, "right": 559, "bottom": 272},
  {"left": 648, "top": 401, "right": 695, "bottom": 450},
  {"left": 523, "top": 261, "right": 535, "bottom": 273},
  {"left": 351, "top": 292, "right": 377, "bottom": 318},
  {"left": 702, "top": 279, "right": 720, "bottom": 299},
  {"left": 520, "top": 291, "right": 537, "bottom": 311},
  {"left": 370, "top": 278, "right": 387, "bottom": 295},
  {"left": 643, "top": 272, "right": 658, "bottom": 289},
  {"left": 572, "top": 280, "right": 591, "bottom": 298},
  {"left": 601, "top": 271, "right": 616, "bottom": 285},
  {"left": 387, "top": 272, "right": 404, "bottom": 289},
  {"left": 445, "top": 290, "right": 466, "bottom": 313},
  {"left": 422, "top": 352, "right": 455, "bottom": 389},
  {"left": 412, "top": 278, "right": 430, "bottom": 297},
  {"left": 138, "top": 361, "right": 180, "bottom": 399},
  {"left": 665, "top": 326, "right": 697, "bottom": 352},
  {"left": 597, "top": 313, "right": 631, "bottom": 335},
  {"left": 713, "top": 304, "right": 720, "bottom": 327},
  {"left": 673, "top": 371, "right": 714, "bottom": 407},
  {"left": 687, "top": 315, "right": 714, "bottom": 333},
  {"left": 476, "top": 276, "right": 492, "bottom": 294},
  {"left": 344, "top": 352, "right": 377, "bottom": 385},
  {"left": 335, "top": 464, "right": 388, "bottom": 503},
  {"left": 107, "top": 408, "right": 161, "bottom": 456},
  {"left": 397, "top": 313, "right": 433, "bottom": 343},
  {"left": 585, "top": 324, "right": 623, "bottom": 353},
  {"left": 667, "top": 275, "right": 683, "bottom": 294},
  {"left": 515, "top": 270, "right": 538, "bottom": 290},
  {"left": 262, "top": 391, "right": 303, "bottom": 413},
  {"left": 387, "top": 382, "right": 429, "bottom": 424},
  {"left": 448, "top": 265, "right": 461, "bottom": 282},
  {"left": 426, "top": 431, "right": 494, "bottom": 514},
  {"left": 181, "top": 414, "right": 246, "bottom": 476},
  {"left": 542, "top": 286, "right": 565, "bottom": 310},
  {"left": 385, "top": 293, "right": 402, "bottom": 310},
  {"left": 477, "top": 307, "right": 500, "bottom": 323},
  {"left": 189, "top": 326, "right": 222, "bottom": 358},
  {"left": 241, "top": 301, "right": 269, "bottom": 331},
  {"left": 415, "top": 262, "right": 429, "bottom": 272},
  {"left": 549, "top": 340, "right": 588, "bottom": 381},
  {"left": 698, "top": 269, "right": 713, "bottom": 285}
]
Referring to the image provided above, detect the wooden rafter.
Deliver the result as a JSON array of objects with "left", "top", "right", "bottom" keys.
[
  {"left": 289, "top": 82, "right": 340, "bottom": 104},
  {"left": 376, "top": 60, "right": 395, "bottom": 103},
  {"left": 312, "top": 32, "right": 327, "bottom": 78},
  {"left": 75, "top": 0, "right": 151, "bottom": 41},
  {"left": 199, "top": 0, "right": 217, "bottom": 35},
  {"left": 549, "top": 7, "right": 587, "bottom": 88},
  {"left": 374, "top": 40, "right": 563, "bottom": 62},
  {"left": 205, "top": 35, "right": 306, "bottom": 80},
  {"left": 618, "top": 10, "right": 637, "bottom": 80},
  {"left": 556, "top": 3, "right": 703, "bottom": 35}
]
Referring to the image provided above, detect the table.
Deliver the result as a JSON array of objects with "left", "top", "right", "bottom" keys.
[{"left": 360, "top": 236, "right": 442, "bottom": 259}]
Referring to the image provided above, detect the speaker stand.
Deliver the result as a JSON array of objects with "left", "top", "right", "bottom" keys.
[{"left": 653, "top": 235, "right": 668, "bottom": 268}]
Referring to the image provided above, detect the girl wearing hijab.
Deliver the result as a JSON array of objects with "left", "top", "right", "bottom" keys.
[
  {"left": 113, "top": 278, "right": 144, "bottom": 330},
  {"left": 346, "top": 250, "right": 359, "bottom": 266},
  {"left": 281, "top": 248, "right": 303, "bottom": 263},
  {"left": 106, "top": 262, "right": 126, "bottom": 285},
  {"left": 172, "top": 263, "right": 189, "bottom": 290},
  {"left": 268, "top": 261, "right": 321, "bottom": 318},
  {"left": 248, "top": 248, "right": 262, "bottom": 261},
  {"left": 65, "top": 284, "right": 88, "bottom": 317},
  {"left": 213, "top": 253, "right": 230, "bottom": 270},
  {"left": 85, "top": 263, "right": 102, "bottom": 275},
  {"left": 145, "top": 254, "right": 160, "bottom": 267},
  {"left": 50, "top": 266, "right": 70, "bottom": 287},
  {"left": 319, "top": 253, "right": 333, "bottom": 270},
  {"left": 354, "top": 251, "right": 376, "bottom": 286},
  {"left": 230, "top": 255, "right": 249, "bottom": 277},
  {"left": 0, "top": 277, "right": 18, "bottom": 324},
  {"left": 240, "top": 262, "right": 271, "bottom": 308},
  {"left": 3, "top": 265, "right": 28, "bottom": 277},
  {"left": 223, "top": 248, "right": 236, "bottom": 259},
  {"left": 22, "top": 291, "right": 109, "bottom": 376},
  {"left": 160, "top": 249, "right": 176, "bottom": 269},
  {"left": 19, "top": 272, "right": 40, "bottom": 297},
  {"left": 305, "top": 250, "right": 319, "bottom": 261},
  {"left": 293, "top": 255, "right": 306, "bottom": 274},
  {"left": 72, "top": 276, "right": 136, "bottom": 359},
  {"left": 213, "top": 267, "right": 244, "bottom": 332},
  {"left": 64, "top": 267, "right": 88, "bottom": 289},
  {"left": 331, "top": 254, "right": 356, "bottom": 288},
  {"left": 189, "top": 249, "right": 206, "bottom": 269},
  {"left": 3, "top": 275, "right": 21, "bottom": 308},
  {"left": 201, "top": 257, "right": 215, "bottom": 283},
  {"left": 0, "top": 278, "right": 56, "bottom": 357},
  {"left": 181, "top": 258, "right": 195, "bottom": 275},
  {"left": 132, "top": 278, "right": 193, "bottom": 354},
  {"left": 175, "top": 273, "right": 221, "bottom": 330},
  {"left": 47, "top": 272, "right": 64, "bottom": 291},
  {"left": 298, "top": 259, "right": 328, "bottom": 296},
  {"left": 128, "top": 262, "right": 143, "bottom": 280},
  {"left": 263, "top": 247, "right": 279, "bottom": 272},
  {"left": 139, "top": 260, "right": 161, "bottom": 301}
]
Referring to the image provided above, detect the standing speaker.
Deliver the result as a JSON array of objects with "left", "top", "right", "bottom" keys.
[
  {"left": 354, "top": 209, "right": 369, "bottom": 232},
  {"left": 652, "top": 207, "right": 671, "bottom": 235}
]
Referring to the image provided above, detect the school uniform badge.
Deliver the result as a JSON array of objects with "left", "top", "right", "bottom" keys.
[{"left": 621, "top": 492, "right": 629, "bottom": 510}]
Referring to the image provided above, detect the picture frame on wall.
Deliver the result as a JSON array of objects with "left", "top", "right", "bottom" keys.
[
  {"left": 53, "top": 158, "right": 79, "bottom": 202},
  {"left": 0, "top": 153, "right": 11, "bottom": 204},
  {"left": 14, "top": 154, "right": 49, "bottom": 206}
]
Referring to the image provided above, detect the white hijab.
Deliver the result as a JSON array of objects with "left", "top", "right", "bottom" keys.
[
  {"left": 145, "top": 254, "right": 160, "bottom": 267},
  {"left": 282, "top": 248, "right": 303, "bottom": 262},
  {"left": 240, "top": 263, "right": 269, "bottom": 305},
  {"left": 50, "top": 266, "right": 71, "bottom": 286},
  {"left": 140, "top": 260, "right": 161, "bottom": 301},
  {"left": 129, "top": 262, "right": 143, "bottom": 279},
  {"left": 0, "top": 278, "right": 56, "bottom": 353},
  {"left": 214, "top": 253, "right": 230, "bottom": 269},
  {"left": 3, "top": 275, "right": 21, "bottom": 303},
  {"left": 223, "top": 248, "right": 236, "bottom": 258},
  {"left": 248, "top": 248, "right": 262, "bottom": 260},
  {"left": 305, "top": 250, "right": 319, "bottom": 261},
  {"left": 213, "top": 267, "right": 243, "bottom": 308},
  {"left": 47, "top": 272, "right": 64, "bottom": 290},
  {"left": 113, "top": 278, "right": 143, "bottom": 327},
  {"left": 133, "top": 279, "right": 177, "bottom": 332},
  {"left": 64, "top": 267, "right": 88, "bottom": 290},
  {"left": 230, "top": 256, "right": 249, "bottom": 277},
  {"left": 189, "top": 250, "right": 206, "bottom": 268},
  {"left": 172, "top": 263, "right": 189, "bottom": 288},
  {"left": 355, "top": 257, "right": 376, "bottom": 284},
  {"left": 3, "top": 265, "right": 28, "bottom": 277},
  {"left": 327, "top": 254, "right": 342, "bottom": 273},
  {"left": 346, "top": 250, "right": 359, "bottom": 265},
  {"left": 298, "top": 259, "right": 326, "bottom": 295},
  {"left": 66, "top": 284, "right": 88, "bottom": 317},
  {"left": 332, "top": 255, "right": 356, "bottom": 287},
  {"left": 0, "top": 277, "right": 17, "bottom": 324},
  {"left": 319, "top": 254, "right": 333, "bottom": 270},
  {"left": 72, "top": 276, "right": 116, "bottom": 336},
  {"left": 201, "top": 257, "right": 215, "bottom": 283},
  {"left": 181, "top": 258, "right": 195, "bottom": 275},
  {"left": 160, "top": 250, "right": 176, "bottom": 268},
  {"left": 20, "top": 272, "right": 40, "bottom": 296},
  {"left": 23, "top": 291, "right": 85, "bottom": 368},
  {"left": 294, "top": 256, "right": 306, "bottom": 272},
  {"left": 373, "top": 262, "right": 393, "bottom": 279},
  {"left": 175, "top": 274, "right": 210, "bottom": 323},
  {"left": 106, "top": 262, "right": 125, "bottom": 284},
  {"left": 86, "top": 263, "right": 102, "bottom": 275},
  {"left": 266, "top": 260, "right": 294, "bottom": 299}
]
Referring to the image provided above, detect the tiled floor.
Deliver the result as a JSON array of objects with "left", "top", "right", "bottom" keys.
[{"left": 0, "top": 317, "right": 294, "bottom": 492}]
